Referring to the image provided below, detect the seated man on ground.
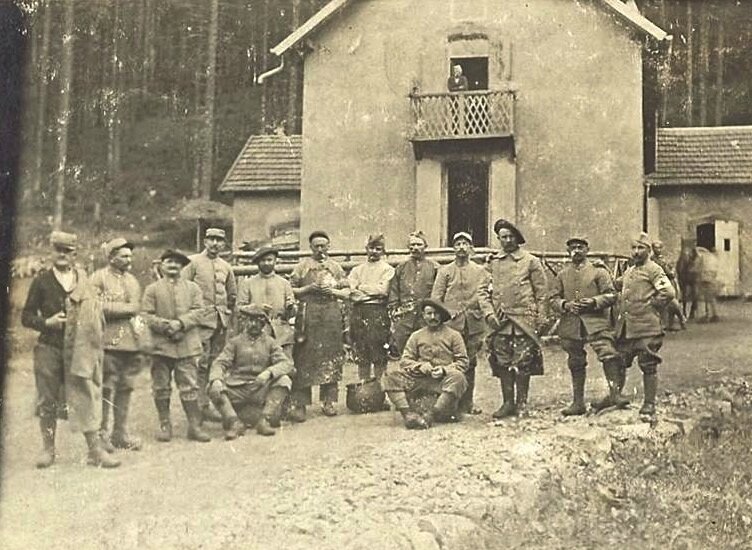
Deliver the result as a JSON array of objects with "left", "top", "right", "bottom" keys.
[
  {"left": 382, "top": 299, "right": 468, "bottom": 429},
  {"left": 208, "top": 305, "right": 295, "bottom": 439}
]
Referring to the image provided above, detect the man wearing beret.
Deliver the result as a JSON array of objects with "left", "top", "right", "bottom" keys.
[
  {"left": 236, "top": 246, "right": 295, "bottom": 358},
  {"left": 182, "top": 227, "right": 237, "bottom": 423},
  {"left": 208, "top": 305, "right": 295, "bottom": 438},
  {"left": 479, "top": 219, "right": 548, "bottom": 419},
  {"left": 143, "top": 249, "right": 210, "bottom": 442},
  {"left": 611, "top": 232, "right": 675, "bottom": 419},
  {"left": 348, "top": 234, "right": 395, "bottom": 383},
  {"left": 382, "top": 299, "right": 469, "bottom": 429},
  {"left": 387, "top": 231, "right": 440, "bottom": 357},
  {"left": 289, "top": 231, "right": 350, "bottom": 421},
  {"left": 22, "top": 231, "right": 120, "bottom": 468},
  {"left": 431, "top": 232, "right": 488, "bottom": 415},
  {"left": 89, "top": 237, "right": 144, "bottom": 451},
  {"left": 550, "top": 236, "right": 623, "bottom": 416}
]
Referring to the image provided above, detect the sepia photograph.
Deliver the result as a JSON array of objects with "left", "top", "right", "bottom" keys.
[{"left": 1, "top": 0, "right": 752, "bottom": 548}]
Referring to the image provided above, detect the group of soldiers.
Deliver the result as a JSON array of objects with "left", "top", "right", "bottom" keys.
[{"left": 22, "top": 219, "right": 676, "bottom": 469}]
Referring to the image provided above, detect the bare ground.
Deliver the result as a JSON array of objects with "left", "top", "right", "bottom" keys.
[{"left": 1, "top": 301, "right": 751, "bottom": 549}]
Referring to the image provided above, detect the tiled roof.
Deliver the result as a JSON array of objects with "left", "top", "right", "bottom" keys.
[
  {"left": 648, "top": 126, "right": 752, "bottom": 187},
  {"left": 219, "top": 134, "right": 301, "bottom": 193}
]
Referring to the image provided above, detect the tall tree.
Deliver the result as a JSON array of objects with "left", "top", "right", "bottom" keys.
[
  {"left": 698, "top": 3, "right": 710, "bottom": 125},
  {"left": 53, "top": 0, "right": 75, "bottom": 229},
  {"left": 199, "top": 0, "right": 219, "bottom": 197},
  {"left": 686, "top": 2, "right": 694, "bottom": 125},
  {"left": 714, "top": 7, "right": 725, "bottom": 125},
  {"left": 287, "top": 0, "right": 301, "bottom": 134},
  {"left": 31, "top": 0, "right": 51, "bottom": 196}
]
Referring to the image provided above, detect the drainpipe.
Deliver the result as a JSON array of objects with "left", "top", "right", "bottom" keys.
[
  {"left": 256, "top": 55, "right": 285, "bottom": 84},
  {"left": 643, "top": 178, "right": 650, "bottom": 232}
]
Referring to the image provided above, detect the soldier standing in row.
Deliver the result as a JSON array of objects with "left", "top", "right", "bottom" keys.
[
  {"left": 431, "top": 232, "right": 487, "bottom": 415},
  {"left": 479, "top": 219, "right": 548, "bottom": 419},
  {"left": 90, "top": 238, "right": 144, "bottom": 452},
  {"left": 614, "top": 233, "right": 675, "bottom": 420},
  {"left": 22, "top": 232, "right": 120, "bottom": 468},
  {"left": 236, "top": 246, "right": 296, "bottom": 358},
  {"left": 387, "top": 231, "right": 439, "bottom": 357},
  {"left": 143, "top": 249, "right": 210, "bottom": 443},
  {"left": 550, "top": 236, "right": 625, "bottom": 415},
  {"left": 182, "top": 227, "right": 237, "bottom": 423},
  {"left": 651, "top": 240, "right": 686, "bottom": 331}
]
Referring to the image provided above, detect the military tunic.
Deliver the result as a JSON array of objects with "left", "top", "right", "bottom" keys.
[
  {"left": 237, "top": 272, "right": 295, "bottom": 353},
  {"left": 387, "top": 257, "right": 440, "bottom": 354}
]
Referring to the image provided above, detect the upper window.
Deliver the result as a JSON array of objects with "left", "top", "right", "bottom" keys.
[{"left": 449, "top": 57, "right": 488, "bottom": 91}]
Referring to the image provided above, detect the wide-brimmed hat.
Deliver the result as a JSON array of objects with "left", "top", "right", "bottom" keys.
[
  {"left": 565, "top": 235, "right": 589, "bottom": 247},
  {"left": 160, "top": 249, "right": 191, "bottom": 266},
  {"left": 50, "top": 231, "right": 78, "bottom": 251},
  {"left": 251, "top": 246, "right": 279, "bottom": 264},
  {"left": 237, "top": 304, "right": 269, "bottom": 319},
  {"left": 492, "top": 219, "right": 525, "bottom": 244},
  {"left": 103, "top": 237, "right": 134, "bottom": 258},
  {"left": 419, "top": 299, "right": 452, "bottom": 323}
]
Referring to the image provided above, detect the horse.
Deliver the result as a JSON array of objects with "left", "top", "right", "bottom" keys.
[{"left": 675, "top": 239, "right": 699, "bottom": 319}]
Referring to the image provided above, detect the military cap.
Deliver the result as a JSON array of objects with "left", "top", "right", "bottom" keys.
[
  {"left": 452, "top": 231, "right": 473, "bottom": 245},
  {"left": 308, "top": 230, "right": 330, "bottom": 243},
  {"left": 160, "top": 248, "right": 191, "bottom": 266},
  {"left": 103, "top": 237, "right": 134, "bottom": 258},
  {"left": 205, "top": 228, "right": 226, "bottom": 239},
  {"left": 419, "top": 298, "right": 452, "bottom": 323},
  {"left": 251, "top": 246, "right": 279, "bottom": 264},
  {"left": 237, "top": 304, "right": 269, "bottom": 319},
  {"left": 367, "top": 233, "right": 386, "bottom": 247},
  {"left": 566, "top": 235, "right": 589, "bottom": 247},
  {"left": 493, "top": 219, "right": 526, "bottom": 244},
  {"left": 408, "top": 231, "right": 428, "bottom": 245},
  {"left": 50, "top": 231, "right": 78, "bottom": 251},
  {"left": 632, "top": 232, "right": 652, "bottom": 248}
]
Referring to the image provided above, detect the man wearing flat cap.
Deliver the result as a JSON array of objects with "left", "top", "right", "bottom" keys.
[
  {"left": 89, "top": 238, "right": 144, "bottom": 452},
  {"left": 143, "top": 249, "right": 211, "bottom": 442},
  {"left": 431, "top": 231, "right": 489, "bottom": 415},
  {"left": 22, "top": 231, "right": 120, "bottom": 468},
  {"left": 182, "top": 227, "right": 237, "bottom": 423},
  {"left": 610, "top": 232, "right": 675, "bottom": 419},
  {"left": 208, "top": 305, "right": 295, "bottom": 438},
  {"left": 348, "top": 233, "right": 395, "bottom": 385},
  {"left": 550, "top": 236, "right": 623, "bottom": 416},
  {"left": 479, "top": 219, "right": 548, "bottom": 419},
  {"left": 236, "top": 246, "right": 296, "bottom": 358},
  {"left": 387, "top": 231, "right": 440, "bottom": 357},
  {"left": 382, "top": 299, "right": 469, "bottom": 429},
  {"left": 289, "top": 231, "right": 350, "bottom": 421}
]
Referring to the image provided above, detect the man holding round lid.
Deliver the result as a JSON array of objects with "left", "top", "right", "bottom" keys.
[
  {"left": 431, "top": 231, "right": 489, "bottom": 415},
  {"left": 479, "top": 219, "right": 548, "bottom": 420},
  {"left": 289, "top": 230, "right": 350, "bottom": 421},
  {"left": 348, "top": 233, "right": 395, "bottom": 382},
  {"left": 208, "top": 304, "right": 294, "bottom": 438},
  {"left": 550, "top": 235, "right": 622, "bottom": 416},
  {"left": 236, "top": 246, "right": 296, "bottom": 358},
  {"left": 611, "top": 232, "right": 675, "bottom": 420},
  {"left": 142, "top": 249, "right": 210, "bottom": 442},
  {"left": 89, "top": 237, "right": 143, "bottom": 451},
  {"left": 387, "top": 231, "right": 439, "bottom": 357},
  {"left": 182, "top": 227, "right": 237, "bottom": 423},
  {"left": 382, "top": 298, "right": 469, "bottom": 429},
  {"left": 22, "top": 231, "right": 120, "bottom": 468}
]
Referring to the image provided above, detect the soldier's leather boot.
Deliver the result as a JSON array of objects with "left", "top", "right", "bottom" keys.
[
  {"left": 154, "top": 398, "right": 172, "bottom": 442},
  {"left": 100, "top": 388, "right": 115, "bottom": 453},
  {"left": 288, "top": 405, "right": 307, "bottom": 423},
  {"left": 262, "top": 387, "right": 288, "bottom": 429},
  {"left": 36, "top": 417, "right": 57, "bottom": 469},
  {"left": 181, "top": 400, "right": 211, "bottom": 442},
  {"left": 84, "top": 431, "right": 121, "bottom": 468},
  {"left": 515, "top": 375, "right": 531, "bottom": 417},
  {"left": 431, "top": 392, "right": 459, "bottom": 423},
  {"left": 111, "top": 390, "right": 142, "bottom": 451},
  {"left": 256, "top": 416, "right": 276, "bottom": 436},
  {"left": 223, "top": 417, "right": 244, "bottom": 440},
  {"left": 201, "top": 404, "right": 224, "bottom": 424},
  {"left": 562, "top": 369, "right": 587, "bottom": 416},
  {"left": 639, "top": 373, "right": 658, "bottom": 417},
  {"left": 492, "top": 371, "right": 517, "bottom": 419},
  {"left": 592, "top": 361, "right": 630, "bottom": 412},
  {"left": 400, "top": 409, "right": 429, "bottom": 430}
]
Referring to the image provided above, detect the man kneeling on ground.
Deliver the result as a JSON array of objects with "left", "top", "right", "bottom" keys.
[
  {"left": 208, "top": 305, "right": 294, "bottom": 439},
  {"left": 382, "top": 299, "right": 468, "bottom": 429}
]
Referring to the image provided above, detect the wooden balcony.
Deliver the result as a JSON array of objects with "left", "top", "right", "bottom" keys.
[{"left": 409, "top": 89, "right": 515, "bottom": 141}]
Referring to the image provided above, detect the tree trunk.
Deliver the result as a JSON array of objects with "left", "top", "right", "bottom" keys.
[
  {"left": 32, "top": 0, "right": 52, "bottom": 195},
  {"left": 260, "top": 0, "right": 269, "bottom": 132},
  {"left": 286, "top": 0, "right": 301, "bottom": 134},
  {"left": 192, "top": 69, "right": 203, "bottom": 199},
  {"left": 686, "top": 2, "right": 693, "bottom": 125},
  {"left": 199, "top": 0, "right": 219, "bottom": 198},
  {"left": 53, "top": 0, "right": 75, "bottom": 230},
  {"left": 99, "top": 0, "right": 121, "bottom": 234},
  {"left": 698, "top": 4, "right": 710, "bottom": 126},
  {"left": 714, "top": 9, "right": 725, "bottom": 125}
]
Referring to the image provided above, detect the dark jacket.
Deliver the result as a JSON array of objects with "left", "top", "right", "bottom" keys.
[{"left": 22, "top": 268, "right": 82, "bottom": 348}]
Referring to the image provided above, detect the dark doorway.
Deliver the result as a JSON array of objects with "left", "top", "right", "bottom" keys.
[
  {"left": 446, "top": 161, "right": 489, "bottom": 246},
  {"left": 696, "top": 222, "right": 715, "bottom": 250},
  {"left": 449, "top": 57, "right": 488, "bottom": 90}
]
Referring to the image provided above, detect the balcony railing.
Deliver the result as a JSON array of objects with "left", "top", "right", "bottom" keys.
[{"left": 409, "top": 89, "right": 515, "bottom": 141}]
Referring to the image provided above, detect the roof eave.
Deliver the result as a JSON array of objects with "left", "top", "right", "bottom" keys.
[
  {"left": 271, "top": 0, "right": 353, "bottom": 57},
  {"left": 220, "top": 185, "right": 301, "bottom": 194},
  {"left": 598, "top": 0, "right": 669, "bottom": 42}
]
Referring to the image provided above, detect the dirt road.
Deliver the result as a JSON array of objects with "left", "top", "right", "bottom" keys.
[{"left": 1, "top": 301, "right": 750, "bottom": 549}]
